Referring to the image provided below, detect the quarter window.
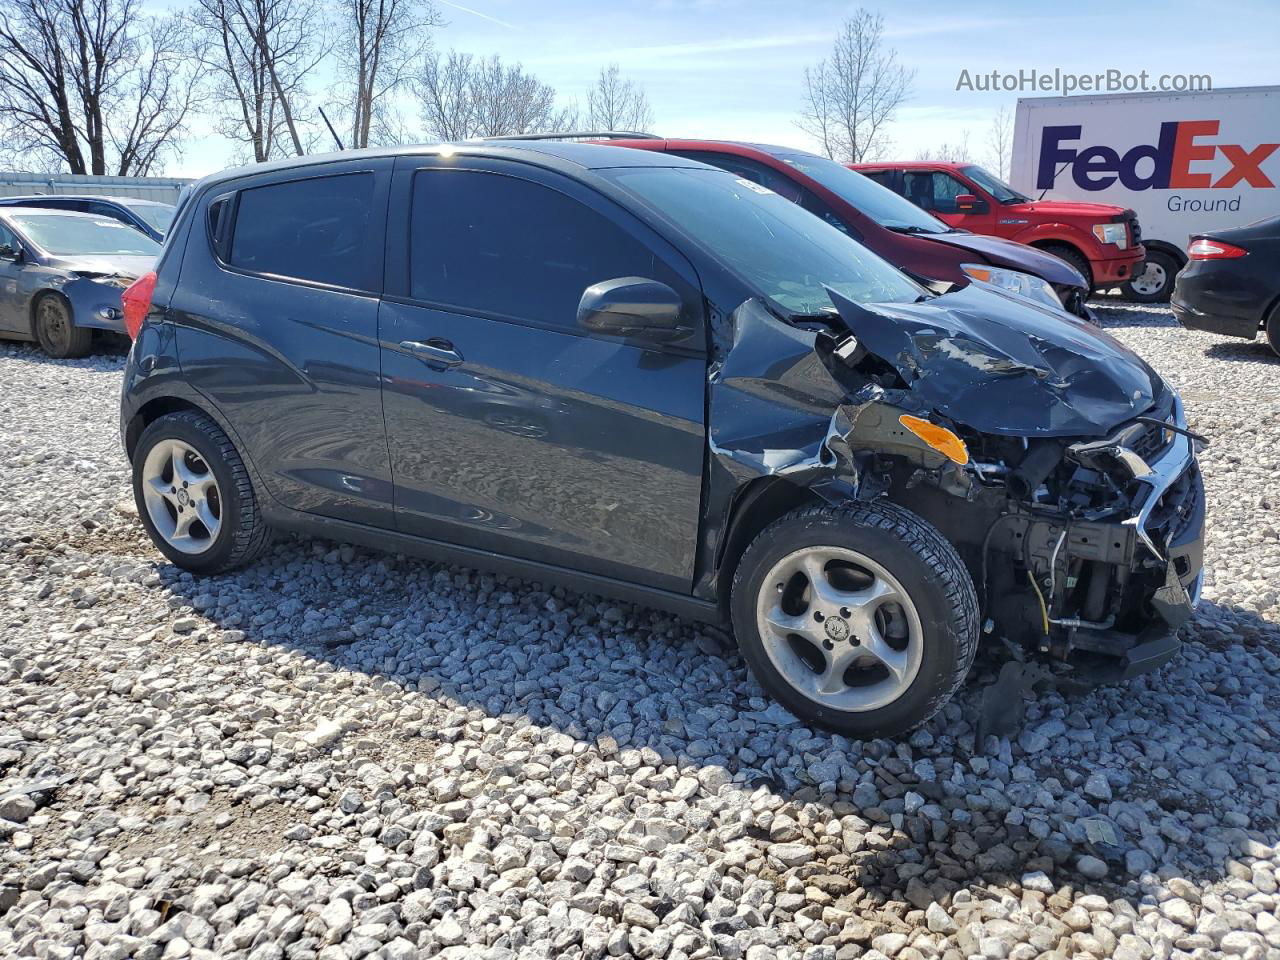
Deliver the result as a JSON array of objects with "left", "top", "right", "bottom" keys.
[
  {"left": 229, "top": 173, "right": 377, "bottom": 290},
  {"left": 408, "top": 169, "right": 684, "bottom": 332}
]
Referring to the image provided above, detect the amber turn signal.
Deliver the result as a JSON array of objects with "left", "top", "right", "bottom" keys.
[{"left": 899, "top": 415, "right": 970, "bottom": 465}]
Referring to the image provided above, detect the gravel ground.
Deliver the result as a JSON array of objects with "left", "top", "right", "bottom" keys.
[{"left": 1, "top": 306, "right": 1278, "bottom": 960}]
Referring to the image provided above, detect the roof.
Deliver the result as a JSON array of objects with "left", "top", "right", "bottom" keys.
[
  {"left": 0, "top": 193, "right": 172, "bottom": 206},
  {"left": 0, "top": 206, "right": 111, "bottom": 219},
  {"left": 191, "top": 140, "right": 709, "bottom": 193},
  {"left": 849, "top": 161, "right": 972, "bottom": 171}
]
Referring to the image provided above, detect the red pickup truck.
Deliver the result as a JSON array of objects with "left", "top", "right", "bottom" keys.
[{"left": 851, "top": 161, "right": 1146, "bottom": 297}]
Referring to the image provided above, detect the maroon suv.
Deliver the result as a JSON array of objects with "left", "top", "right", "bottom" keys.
[{"left": 608, "top": 138, "right": 1094, "bottom": 320}]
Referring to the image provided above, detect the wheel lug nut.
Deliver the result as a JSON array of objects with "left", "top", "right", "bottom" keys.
[
  {"left": 813, "top": 611, "right": 824, "bottom": 622},
  {"left": 841, "top": 607, "right": 851, "bottom": 618}
]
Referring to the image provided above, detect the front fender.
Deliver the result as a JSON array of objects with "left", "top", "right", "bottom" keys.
[{"left": 1007, "top": 221, "right": 1100, "bottom": 255}]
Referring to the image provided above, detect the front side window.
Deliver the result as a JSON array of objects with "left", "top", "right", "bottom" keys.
[
  {"left": 0, "top": 222, "right": 20, "bottom": 256},
  {"left": 8, "top": 213, "right": 160, "bottom": 257},
  {"left": 123, "top": 202, "right": 176, "bottom": 234},
  {"left": 608, "top": 166, "right": 925, "bottom": 317},
  {"left": 229, "top": 173, "right": 376, "bottom": 290},
  {"left": 409, "top": 169, "right": 686, "bottom": 331},
  {"left": 903, "top": 172, "right": 970, "bottom": 215}
]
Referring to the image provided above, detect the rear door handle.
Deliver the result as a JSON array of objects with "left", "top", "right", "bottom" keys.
[{"left": 399, "top": 338, "right": 463, "bottom": 367}]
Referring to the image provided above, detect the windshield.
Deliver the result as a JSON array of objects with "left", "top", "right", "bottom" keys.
[
  {"left": 124, "top": 202, "right": 175, "bottom": 234},
  {"left": 11, "top": 213, "right": 160, "bottom": 257},
  {"left": 774, "top": 153, "right": 951, "bottom": 234},
  {"left": 609, "top": 167, "right": 926, "bottom": 316},
  {"left": 962, "top": 165, "right": 1029, "bottom": 204}
]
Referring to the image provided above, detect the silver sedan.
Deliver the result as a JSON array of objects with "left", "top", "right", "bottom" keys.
[{"left": 0, "top": 207, "right": 159, "bottom": 357}]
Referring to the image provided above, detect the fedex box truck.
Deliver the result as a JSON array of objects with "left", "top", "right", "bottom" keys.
[{"left": 1010, "top": 85, "right": 1280, "bottom": 301}]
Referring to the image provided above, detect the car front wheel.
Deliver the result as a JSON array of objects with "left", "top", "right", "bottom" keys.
[
  {"left": 1123, "top": 250, "right": 1178, "bottom": 303},
  {"left": 33, "top": 293, "right": 92, "bottom": 358},
  {"left": 730, "top": 501, "right": 979, "bottom": 739},
  {"left": 132, "top": 411, "right": 272, "bottom": 574}
]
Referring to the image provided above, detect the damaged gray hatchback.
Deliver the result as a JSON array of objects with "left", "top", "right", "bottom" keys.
[{"left": 120, "top": 143, "right": 1204, "bottom": 738}]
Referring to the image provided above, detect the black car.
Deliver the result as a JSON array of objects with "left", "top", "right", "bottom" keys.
[
  {"left": 0, "top": 194, "right": 176, "bottom": 242},
  {"left": 1172, "top": 216, "right": 1280, "bottom": 356},
  {"left": 118, "top": 143, "right": 1205, "bottom": 738}
]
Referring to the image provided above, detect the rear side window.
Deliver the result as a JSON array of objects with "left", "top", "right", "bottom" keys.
[
  {"left": 408, "top": 169, "right": 682, "bottom": 331},
  {"left": 861, "top": 171, "right": 897, "bottom": 191},
  {"left": 229, "top": 173, "right": 376, "bottom": 290}
]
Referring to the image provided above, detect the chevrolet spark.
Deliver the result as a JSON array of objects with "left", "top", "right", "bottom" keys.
[{"left": 119, "top": 143, "right": 1205, "bottom": 738}]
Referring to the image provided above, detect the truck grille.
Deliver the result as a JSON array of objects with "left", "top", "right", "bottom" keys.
[{"left": 1123, "top": 209, "right": 1142, "bottom": 245}]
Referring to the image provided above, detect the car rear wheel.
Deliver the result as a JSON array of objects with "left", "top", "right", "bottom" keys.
[
  {"left": 1266, "top": 303, "right": 1280, "bottom": 358},
  {"left": 1123, "top": 250, "right": 1178, "bottom": 303},
  {"left": 730, "top": 501, "right": 979, "bottom": 739},
  {"left": 133, "top": 411, "right": 272, "bottom": 574},
  {"left": 33, "top": 294, "right": 92, "bottom": 358}
]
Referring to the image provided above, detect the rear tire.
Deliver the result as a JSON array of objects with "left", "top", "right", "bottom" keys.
[
  {"left": 729, "top": 501, "right": 979, "bottom": 739},
  {"left": 1041, "top": 244, "right": 1093, "bottom": 293},
  {"left": 1266, "top": 303, "right": 1280, "bottom": 358},
  {"left": 33, "top": 294, "right": 92, "bottom": 358},
  {"left": 1123, "top": 250, "right": 1178, "bottom": 303},
  {"left": 132, "top": 411, "right": 272, "bottom": 574}
]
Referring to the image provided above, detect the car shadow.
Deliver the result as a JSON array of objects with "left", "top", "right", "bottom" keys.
[
  {"left": 128, "top": 526, "right": 1280, "bottom": 915},
  {"left": 1204, "top": 340, "right": 1280, "bottom": 365},
  {"left": 1, "top": 333, "right": 129, "bottom": 366}
]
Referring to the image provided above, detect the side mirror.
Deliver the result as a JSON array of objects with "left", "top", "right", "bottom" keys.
[
  {"left": 954, "top": 193, "right": 987, "bottom": 214},
  {"left": 577, "top": 277, "right": 686, "bottom": 342}
]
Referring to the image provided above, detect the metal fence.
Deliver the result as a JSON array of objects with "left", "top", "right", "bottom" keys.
[{"left": 0, "top": 171, "right": 193, "bottom": 204}]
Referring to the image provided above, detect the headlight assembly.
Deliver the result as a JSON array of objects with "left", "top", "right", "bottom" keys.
[
  {"left": 960, "top": 264, "right": 1066, "bottom": 313},
  {"left": 1091, "top": 222, "right": 1128, "bottom": 248}
]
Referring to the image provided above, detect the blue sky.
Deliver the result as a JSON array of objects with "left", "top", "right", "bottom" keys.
[{"left": 160, "top": 0, "right": 1280, "bottom": 177}]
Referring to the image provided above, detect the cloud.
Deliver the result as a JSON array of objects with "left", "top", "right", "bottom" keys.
[{"left": 527, "top": 32, "right": 829, "bottom": 68}]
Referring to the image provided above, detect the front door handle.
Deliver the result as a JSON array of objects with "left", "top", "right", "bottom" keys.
[{"left": 399, "top": 338, "right": 463, "bottom": 367}]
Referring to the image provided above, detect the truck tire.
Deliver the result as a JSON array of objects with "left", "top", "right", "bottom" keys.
[
  {"left": 1123, "top": 250, "right": 1178, "bottom": 303},
  {"left": 1040, "top": 244, "right": 1093, "bottom": 293},
  {"left": 132, "top": 411, "right": 273, "bottom": 574},
  {"left": 33, "top": 293, "right": 93, "bottom": 359},
  {"left": 730, "top": 501, "right": 979, "bottom": 739}
]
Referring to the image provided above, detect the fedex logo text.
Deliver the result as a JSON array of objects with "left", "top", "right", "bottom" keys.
[{"left": 1037, "top": 122, "right": 1280, "bottom": 191}]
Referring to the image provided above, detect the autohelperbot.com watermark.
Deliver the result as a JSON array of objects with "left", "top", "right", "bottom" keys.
[{"left": 956, "top": 68, "right": 1213, "bottom": 96}]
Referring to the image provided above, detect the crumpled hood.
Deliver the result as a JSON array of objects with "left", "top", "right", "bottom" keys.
[
  {"left": 829, "top": 282, "right": 1161, "bottom": 438},
  {"left": 46, "top": 254, "right": 154, "bottom": 279},
  {"left": 922, "top": 231, "right": 1087, "bottom": 289}
]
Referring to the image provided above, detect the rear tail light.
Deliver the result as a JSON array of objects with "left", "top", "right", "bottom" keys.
[
  {"left": 121, "top": 271, "right": 158, "bottom": 340},
  {"left": 1188, "top": 239, "right": 1247, "bottom": 260}
]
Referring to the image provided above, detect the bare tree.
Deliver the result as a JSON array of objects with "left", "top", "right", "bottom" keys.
[
  {"left": 585, "top": 63, "right": 653, "bottom": 132},
  {"left": 416, "top": 51, "right": 575, "bottom": 140},
  {"left": 915, "top": 129, "right": 972, "bottom": 163},
  {"left": 0, "top": 0, "right": 203, "bottom": 175},
  {"left": 984, "top": 104, "right": 1013, "bottom": 180},
  {"left": 190, "top": 0, "right": 324, "bottom": 162},
  {"left": 333, "top": 0, "right": 443, "bottom": 149},
  {"left": 797, "top": 9, "right": 914, "bottom": 162}
]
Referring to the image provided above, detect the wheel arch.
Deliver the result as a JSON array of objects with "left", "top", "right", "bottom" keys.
[
  {"left": 1137, "top": 238, "right": 1187, "bottom": 269},
  {"left": 124, "top": 394, "right": 215, "bottom": 460},
  {"left": 714, "top": 476, "right": 825, "bottom": 611},
  {"left": 1028, "top": 239, "right": 1093, "bottom": 286},
  {"left": 28, "top": 287, "right": 72, "bottom": 337}
]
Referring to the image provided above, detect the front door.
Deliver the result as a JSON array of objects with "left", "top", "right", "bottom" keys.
[
  {"left": 379, "top": 158, "right": 707, "bottom": 593},
  {"left": 0, "top": 221, "right": 27, "bottom": 335},
  {"left": 904, "top": 170, "right": 997, "bottom": 235}
]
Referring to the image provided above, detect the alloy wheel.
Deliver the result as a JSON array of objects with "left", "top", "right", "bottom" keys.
[
  {"left": 140, "top": 439, "right": 222, "bottom": 554},
  {"left": 755, "top": 546, "right": 923, "bottom": 711}
]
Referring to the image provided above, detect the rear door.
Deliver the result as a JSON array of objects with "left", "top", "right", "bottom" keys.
[
  {"left": 171, "top": 159, "right": 396, "bottom": 528},
  {"left": 379, "top": 156, "right": 707, "bottom": 592}
]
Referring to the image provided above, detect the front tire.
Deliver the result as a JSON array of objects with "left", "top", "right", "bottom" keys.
[
  {"left": 132, "top": 411, "right": 272, "bottom": 574},
  {"left": 1123, "top": 250, "right": 1178, "bottom": 303},
  {"left": 33, "top": 294, "right": 92, "bottom": 358},
  {"left": 730, "top": 501, "right": 979, "bottom": 739},
  {"left": 1041, "top": 244, "right": 1093, "bottom": 293}
]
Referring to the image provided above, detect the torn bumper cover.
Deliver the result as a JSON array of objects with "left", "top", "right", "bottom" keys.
[{"left": 702, "top": 285, "right": 1205, "bottom": 685}]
